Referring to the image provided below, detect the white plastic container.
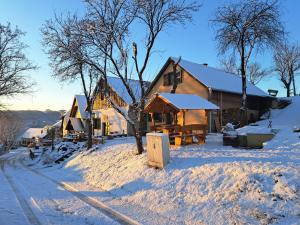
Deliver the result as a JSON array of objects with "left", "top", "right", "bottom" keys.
[{"left": 146, "top": 133, "right": 170, "bottom": 168}]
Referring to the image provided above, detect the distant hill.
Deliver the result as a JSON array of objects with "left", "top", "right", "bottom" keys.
[
  {"left": 12, "top": 110, "right": 62, "bottom": 128},
  {"left": 9, "top": 110, "right": 62, "bottom": 138}
]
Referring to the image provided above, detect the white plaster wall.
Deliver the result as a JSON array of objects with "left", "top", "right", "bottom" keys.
[{"left": 93, "top": 107, "right": 128, "bottom": 136}]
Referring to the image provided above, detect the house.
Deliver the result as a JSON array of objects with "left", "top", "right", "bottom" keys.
[
  {"left": 145, "top": 93, "right": 219, "bottom": 145},
  {"left": 146, "top": 57, "right": 273, "bottom": 131},
  {"left": 92, "top": 76, "right": 149, "bottom": 136},
  {"left": 64, "top": 95, "right": 89, "bottom": 136},
  {"left": 21, "top": 128, "right": 48, "bottom": 146},
  {"left": 50, "top": 120, "right": 62, "bottom": 137},
  {"left": 62, "top": 110, "right": 71, "bottom": 136}
]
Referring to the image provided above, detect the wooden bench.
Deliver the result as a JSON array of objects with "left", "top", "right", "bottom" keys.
[{"left": 170, "top": 124, "right": 207, "bottom": 146}]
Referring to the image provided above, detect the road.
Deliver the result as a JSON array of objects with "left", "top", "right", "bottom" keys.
[{"left": 0, "top": 151, "right": 138, "bottom": 225}]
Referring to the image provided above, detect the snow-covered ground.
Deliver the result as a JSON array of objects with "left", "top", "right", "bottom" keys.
[
  {"left": 33, "top": 135, "right": 298, "bottom": 225},
  {"left": 1, "top": 97, "right": 300, "bottom": 225},
  {"left": 0, "top": 150, "right": 126, "bottom": 225}
]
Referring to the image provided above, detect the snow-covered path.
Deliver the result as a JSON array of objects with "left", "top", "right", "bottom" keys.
[
  {"left": 0, "top": 153, "right": 132, "bottom": 225},
  {"left": 0, "top": 163, "right": 32, "bottom": 225}
]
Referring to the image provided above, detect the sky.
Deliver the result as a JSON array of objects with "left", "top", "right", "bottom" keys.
[{"left": 0, "top": 0, "right": 300, "bottom": 111}]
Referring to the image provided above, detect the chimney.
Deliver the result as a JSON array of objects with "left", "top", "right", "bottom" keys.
[{"left": 203, "top": 63, "right": 208, "bottom": 67}]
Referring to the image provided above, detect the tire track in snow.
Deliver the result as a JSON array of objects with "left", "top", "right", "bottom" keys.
[
  {"left": 0, "top": 161, "right": 43, "bottom": 225},
  {"left": 21, "top": 162, "right": 141, "bottom": 225}
]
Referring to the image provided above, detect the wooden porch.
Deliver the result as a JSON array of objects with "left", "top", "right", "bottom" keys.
[{"left": 145, "top": 93, "right": 219, "bottom": 146}]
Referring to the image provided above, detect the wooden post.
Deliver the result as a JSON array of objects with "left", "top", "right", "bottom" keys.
[
  {"left": 151, "top": 113, "right": 156, "bottom": 131},
  {"left": 150, "top": 113, "right": 154, "bottom": 126},
  {"left": 220, "top": 92, "right": 223, "bottom": 127}
]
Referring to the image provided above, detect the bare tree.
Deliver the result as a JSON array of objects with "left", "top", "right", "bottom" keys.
[
  {"left": 0, "top": 111, "right": 23, "bottom": 151},
  {"left": 247, "top": 62, "right": 269, "bottom": 85},
  {"left": 81, "top": 0, "right": 200, "bottom": 154},
  {"left": 212, "top": 0, "right": 284, "bottom": 124},
  {"left": 43, "top": 0, "right": 199, "bottom": 154},
  {"left": 273, "top": 41, "right": 300, "bottom": 97},
  {"left": 0, "top": 23, "right": 36, "bottom": 107},
  {"left": 42, "top": 15, "right": 100, "bottom": 149},
  {"left": 221, "top": 57, "right": 270, "bottom": 85},
  {"left": 220, "top": 55, "right": 239, "bottom": 75}
]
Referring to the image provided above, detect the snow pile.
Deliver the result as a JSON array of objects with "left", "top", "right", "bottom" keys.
[
  {"left": 238, "top": 96, "right": 300, "bottom": 150},
  {"left": 222, "top": 123, "right": 238, "bottom": 137},
  {"left": 52, "top": 135, "right": 300, "bottom": 224}
]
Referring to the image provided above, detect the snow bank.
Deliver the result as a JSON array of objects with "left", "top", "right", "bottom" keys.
[
  {"left": 238, "top": 96, "right": 300, "bottom": 150},
  {"left": 49, "top": 135, "right": 300, "bottom": 225}
]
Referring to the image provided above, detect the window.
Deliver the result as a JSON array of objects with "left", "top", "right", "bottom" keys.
[
  {"left": 153, "top": 113, "right": 163, "bottom": 123},
  {"left": 93, "top": 118, "right": 101, "bottom": 129},
  {"left": 176, "top": 70, "right": 182, "bottom": 84},
  {"left": 165, "top": 113, "right": 172, "bottom": 125},
  {"left": 163, "top": 70, "right": 182, "bottom": 86},
  {"left": 163, "top": 73, "right": 170, "bottom": 86},
  {"left": 100, "top": 92, "right": 104, "bottom": 100},
  {"left": 148, "top": 113, "right": 152, "bottom": 122}
]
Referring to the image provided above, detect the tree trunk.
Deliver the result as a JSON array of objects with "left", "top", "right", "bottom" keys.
[
  {"left": 136, "top": 103, "right": 145, "bottom": 155},
  {"left": 286, "top": 85, "right": 291, "bottom": 97},
  {"left": 86, "top": 109, "right": 93, "bottom": 149},
  {"left": 130, "top": 121, "right": 144, "bottom": 155},
  {"left": 240, "top": 48, "right": 248, "bottom": 126},
  {"left": 292, "top": 73, "right": 297, "bottom": 96},
  {"left": 135, "top": 133, "right": 144, "bottom": 155},
  {"left": 171, "top": 62, "right": 178, "bottom": 93}
]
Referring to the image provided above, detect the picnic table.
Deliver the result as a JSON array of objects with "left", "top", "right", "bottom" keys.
[{"left": 151, "top": 124, "right": 207, "bottom": 146}]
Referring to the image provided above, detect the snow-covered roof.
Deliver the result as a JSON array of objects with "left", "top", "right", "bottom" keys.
[
  {"left": 107, "top": 77, "right": 149, "bottom": 104},
  {"left": 63, "top": 110, "right": 71, "bottom": 127},
  {"left": 52, "top": 120, "right": 62, "bottom": 128},
  {"left": 74, "top": 95, "right": 89, "bottom": 119},
  {"left": 22, "top": 128, "right": 48, "bottom": 139},
  {"left": 159, "top": 93, "right": 219, "bottom": 110},
  {"left": 171, "top": 57, "right": 269, "bottom": 97},
  {"left": 69, "top": 118, "right": 84, "bottom": 132}
]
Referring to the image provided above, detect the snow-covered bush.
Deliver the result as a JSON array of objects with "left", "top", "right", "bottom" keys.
[
  {"left": 41, "top": 151, "right": 57, "bottom": 164},
  {"left": 222, "top": 123, "right": 238, "bottom": 137}
]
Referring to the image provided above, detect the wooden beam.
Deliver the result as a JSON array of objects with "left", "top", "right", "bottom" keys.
[{"left": 220, "top": 92, "right": 223, "bottom": 126}]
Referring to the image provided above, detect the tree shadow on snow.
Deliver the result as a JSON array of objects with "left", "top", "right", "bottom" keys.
[{"left": 168, "top": 153, "right": 300, "bottom": 170}]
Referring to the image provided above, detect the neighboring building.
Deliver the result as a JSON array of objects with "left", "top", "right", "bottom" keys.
[
  {"left": 62, "top": 110, "right": 71, "bottom": 136},
  {"left": 92, "top": 76, "right": 149, "bottom": 136},
  {"left": 51, "top": 120, "right": 62, "bottom": 137},
  {"left": 21, "top": 128, "right": 48, "bottom": 146},
  {"left": 64, "top": 95, "right": 89, "bottom": 136},
  {"left": 146, "top": 57, "right": 273, "bottom": 131}
]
